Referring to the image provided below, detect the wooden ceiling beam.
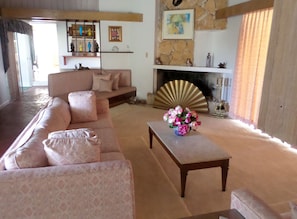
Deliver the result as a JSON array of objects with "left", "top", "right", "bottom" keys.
[
  {"left": 0, "top": 7, "right": 143, "bottom": 22},
  {"left": 216, "top": 0, "right": 274, "bottom": 19}
]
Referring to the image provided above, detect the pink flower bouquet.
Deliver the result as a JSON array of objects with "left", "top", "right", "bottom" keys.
[{"left": 163, "top": 105, "right": 201, "bottom": 135}]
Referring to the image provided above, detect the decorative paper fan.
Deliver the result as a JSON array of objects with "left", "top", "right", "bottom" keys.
[{"left": 153, "top": 80, "right": 209, "bottom": 113}]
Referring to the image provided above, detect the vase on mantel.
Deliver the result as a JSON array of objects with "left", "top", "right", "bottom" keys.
[{"left": 174, "top": 124, "right": 190, "bottom": 136}]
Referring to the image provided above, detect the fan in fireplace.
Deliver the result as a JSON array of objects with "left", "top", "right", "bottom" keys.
[{"left": 153, "top": 80, "right": 209, "bottom": 113}]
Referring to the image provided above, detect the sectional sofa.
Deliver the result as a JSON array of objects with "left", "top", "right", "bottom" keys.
[
  {"left": 0, "top": 91, "right": 135, "bottom": 218},
  {"left": 48, "top": 69, "right": 137, "bottom": 107}
]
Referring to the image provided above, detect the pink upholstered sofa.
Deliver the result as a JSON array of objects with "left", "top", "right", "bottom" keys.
[
  {"left": 231, "top": 188, "right": 294, "bottom": 219},
  {"left": 0, "top": 94, "right": 135, "bottom": 218},
  {"left": 48, "top": 69, "right": 136, "bottom": 107}
]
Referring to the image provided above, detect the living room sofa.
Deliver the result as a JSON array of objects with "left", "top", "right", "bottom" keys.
[
  {"left": 231, "top": 188, "right": 294, "bottom": 219},
  {"left": 0, "top": 93, "right": 135, "bottom": 218},
  {"left": 48, "top": 69, "right": 137, "bottom": 107}
]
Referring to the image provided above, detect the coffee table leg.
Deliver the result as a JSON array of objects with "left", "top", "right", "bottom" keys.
[
  {"left": 180, "top": 168, "right": 188, "bottom": 197},
  {"left": 149, "top": 127, "right": 153, "bottom": 149},
  {"left": 221, "top": 159, "right": 229, "bottom": 191}
]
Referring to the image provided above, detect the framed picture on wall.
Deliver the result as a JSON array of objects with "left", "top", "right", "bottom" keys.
[
  {"left": 162, "top": 9, "right": 194, "bottom": 40},
  {"left": 109, "top": 26, "right": 122, "bottom": 42}
]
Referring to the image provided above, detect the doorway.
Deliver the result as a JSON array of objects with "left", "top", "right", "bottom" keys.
[{"left": 30, "top": 22, "right": 59, "bottom": 86}]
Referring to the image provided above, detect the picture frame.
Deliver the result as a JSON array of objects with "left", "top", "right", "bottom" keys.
[
  {"left": 162, "top": 9, "right": 194, "bottom": 40},
  {"left": 109, "top": 26, "right": 122, "bottom": 42}
]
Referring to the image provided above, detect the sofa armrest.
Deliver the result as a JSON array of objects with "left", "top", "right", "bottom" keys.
[
  {"left": 231, "top": 188, "right": 282, "bottom": 219},
  {"left": 0, "top": 160, "right": 135, "bottom": 219},
  {"left": 96, "top": 98, "right": 110, "bottom": 114}
]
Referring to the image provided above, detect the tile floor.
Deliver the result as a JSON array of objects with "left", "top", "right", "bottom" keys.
[{"left": 0, "top": 86, "right": 50, "bottom": 156}]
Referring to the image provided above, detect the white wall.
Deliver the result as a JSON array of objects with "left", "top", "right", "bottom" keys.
[{"left": 0, "top": 0, "right": 247, "bottom": 106}]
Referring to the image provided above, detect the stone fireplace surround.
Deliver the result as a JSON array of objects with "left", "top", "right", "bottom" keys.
[{"left": 153, "top": 65, "right": 233, "bottom": 102}]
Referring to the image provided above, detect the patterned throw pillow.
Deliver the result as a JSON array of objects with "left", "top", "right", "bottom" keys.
[
  {"left": 48, "top": 128, "right": 96, "bottom": 139},
  {"left": 43, "top": 137, "right": 101, "bottom": 166}
]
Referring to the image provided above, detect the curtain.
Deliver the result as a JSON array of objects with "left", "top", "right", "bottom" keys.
[
  {"left": 230, "top": 8, "right": 273, "bottom": 126},
  {"left": 258, "top": 0, "right": 297, "bottom": 146}
]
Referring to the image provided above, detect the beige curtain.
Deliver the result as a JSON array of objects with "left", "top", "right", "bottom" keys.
[
  {"left": 258, "top": 0, "right": 297, "bottom": 146},
  {"left": 230, "top": 8, "right": 273, "bottom": 126}
]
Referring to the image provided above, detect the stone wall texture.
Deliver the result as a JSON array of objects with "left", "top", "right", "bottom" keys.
[{"left": 156, "top": 0, "right": 227, "bottom": 65}]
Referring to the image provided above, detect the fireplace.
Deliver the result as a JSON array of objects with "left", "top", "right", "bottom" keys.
[
  {"left": 156, "top": 69, "right": 213, "bottom": 100},
  {"left": 153, "top": 65, "right": 233, "bottom": 102},
  {"left": 152, "top": 65, "right": 233, "bottom": 113}
]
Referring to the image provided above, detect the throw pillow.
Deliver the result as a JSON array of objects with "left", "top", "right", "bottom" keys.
[
  {"left": 111, "top": 73, "right": 121, "bottom": 90},
  {"left": 43, "top": 137, "right": 101, "bottom": 166},
  {"left": 48, "top": 128, "right": 97, "bottom": 139},
  {"left": 290, "top": 202, "right": 297, "bottom": 219},
  {"left": 92, "top": 73, "right": 111, "bottom": 90},
  {"left": 98, "top": 79, "right": 113, "bottom": 92},
  {"left": 68, "top": 91, "right": 98, "bottom": 123}
]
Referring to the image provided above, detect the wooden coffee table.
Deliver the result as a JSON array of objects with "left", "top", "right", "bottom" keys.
[{"left": 147, "top": 121, "right": 231, "bottom": 197}]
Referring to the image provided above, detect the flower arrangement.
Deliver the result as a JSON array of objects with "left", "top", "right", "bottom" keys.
[{"left": 163, "top": 105, "right": 201, "bottom": 136}]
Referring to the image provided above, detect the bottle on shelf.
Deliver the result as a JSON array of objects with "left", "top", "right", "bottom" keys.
[{"left": 206, "top": 52, "right": 212, "bottom": 67}]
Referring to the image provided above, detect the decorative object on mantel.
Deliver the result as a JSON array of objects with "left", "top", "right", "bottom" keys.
[
  {"left": 155, "top": 57, "right": 163, "bottom": 65},
  {"left": 163, "top": 105, "right": 201, "bottom": 136},
  {"left": 153, "top": 80, "right": 209, "bottom": 113},
  {"left": 186, "top": 58, "right": 193, "bottom": 66},
  {"left": 162, "top": 9, "right": 194, "bottom": 40},
  {"left": 206, "top": 52, "right": 212, "bottom": 67},
  {"left": 112, "top": 46, "right": 119, "bottom": 52},
  {"left": 218, "top": 62, "right": 227, "bottom": 68}
]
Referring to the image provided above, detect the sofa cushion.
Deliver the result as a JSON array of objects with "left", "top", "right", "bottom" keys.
[
  {"left": 36, "top": 105, "right": 70, "bottom": 132},
  {"left": 4, "top": 129, "right": 49, "bottom": 170},
  {"left": 48, "top": 128, "right": 97, "bottom": 139},
  {"left": 68, "top": 91, "right": 98, "bottom": 123},
  {"left": 92, "top": 73, "right": 111, "bottom": 90},
  {"left": 43, "top": 137, "right": 101, "bottom": 166},
  {"left": 49, "top": 97, "right": 71, "bottom": 126},
  {"left": 98, "top": 79, "right": 113, "bottom": 92},
  {"left": 93, "top": 128, "right": 121, "bottom": 153}
]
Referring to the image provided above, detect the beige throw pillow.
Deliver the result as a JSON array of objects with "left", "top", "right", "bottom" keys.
[
  {"left": 43, "top": 137, "right": 101, "bottom": 166},
  {"left": 98, "top": 79, "right": 113, "bottom": 92},
  {"left": 68, "top": 91, "right": 97, "bottom": 123},
  {"left": 111, "top": 73, "right": 121, "bottom": 90},
  {"left": 48, "top": 128, "right": 97, "bottom": 139},
  {"left": 92, "top": 73, "right": 111, "bottom": 90}
]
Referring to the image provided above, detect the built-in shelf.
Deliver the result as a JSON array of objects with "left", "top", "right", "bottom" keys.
[
  {"left": 100, "top": 51, "right": 134, "bottom": 53},
  {"left": 62, "top": 51, "right": 134, "bottom": 65},
  {"left": 153, "top": 65, "right": 232, "bottom": 74},
  {"left": 63, "top": 55, "right": 99, "bottom": 65}
]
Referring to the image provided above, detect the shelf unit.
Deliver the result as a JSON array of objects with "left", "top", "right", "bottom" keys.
[
  {"left": 66, "top": 20, "right": 99, "bottom": 56},
  {"left": 62, "top": 51, "right": 134, "bottom": 65}
]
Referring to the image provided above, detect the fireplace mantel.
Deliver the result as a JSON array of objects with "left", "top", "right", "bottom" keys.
[{"left": 153, "top": 65, "right": 232, "bottom": 74}]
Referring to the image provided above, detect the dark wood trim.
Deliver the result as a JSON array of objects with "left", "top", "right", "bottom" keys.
[
  {"left": 216, "top": 0, "right": 274, "bottom": 19},
  {"left": 0, "top": 7, "right": 143, "bottom": 22}
]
